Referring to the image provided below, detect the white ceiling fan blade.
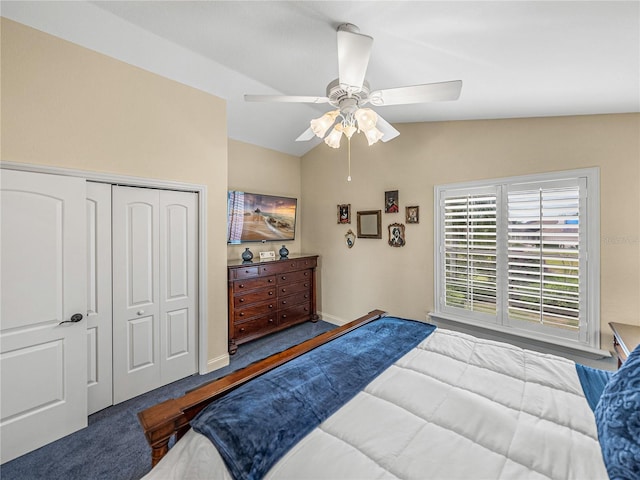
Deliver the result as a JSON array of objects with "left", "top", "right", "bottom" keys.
[
  {"left": 370, "top": 80, "right": 463, "bottom": 106},
  {"left": 337, "top": 24, "right": 373, "bottom": 92},
  {"left": 376, "top": 115, "right": 400, "bottom": 143},
  {"left": 295, "top": 127, "right": 316, "bottom": 142},
  {"left": 244, "top": 94, "right": 329, "bottom": 104}
]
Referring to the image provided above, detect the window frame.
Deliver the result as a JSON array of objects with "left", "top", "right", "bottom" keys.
[{"left": 433, "top": 168, "right": 601, "bottom": 353}]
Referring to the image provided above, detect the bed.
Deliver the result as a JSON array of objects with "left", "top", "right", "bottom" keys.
[{"left": 138, "top": 310, "right": 639, "bottom": 480}]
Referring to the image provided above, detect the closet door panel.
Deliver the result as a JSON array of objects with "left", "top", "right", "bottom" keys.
[
  {"left": 86, "top": 182, "right": 113, "bottom": 414},
  {"left": 160, "top": 191, "right": 198, "bottom": 383},
  {"left": 112, "top": 186, "right": 160, "bottom": 404}
]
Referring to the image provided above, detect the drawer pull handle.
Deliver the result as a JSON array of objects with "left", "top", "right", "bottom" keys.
[
  {"left": 239, "top": 284, "right": 244, "bottom": 288},
  {"left": 240, "top": 327, "right": 245, "bottom": 333},
  {"left": 269, "top": 291, "right": 274, "bottom": 295},
  {"left": 282, "top": 300, "right": 287, "bottom": 305},
  {"left": 240, "top": 312, "right": 245, "bottom": 317},
  {"left": 268, "top": 319, "right": 274, "bottom": 323},
  {"left": 304, "top": 294, "right": 308, "bottom": 299},
  {"left": 281, "top": 288, "right": 286, "bottom": 293},
  {"left": 269, "top": 304, "right": 274, "bottom": 309},
  {"left": 304, "top": 272, "right": 308, "bottom": 276},
  {"left": 268, "top": 279, "right": 273, "bottom": 283},
  {"left": 281, "top": 276, "right": 286, "bottom": 280},
  {"left": 239, "top": 298, "right": 245, "bottom": 303},
  {"left": 304, "top": 283, "right": 308, "bottom": 287},
  {"left": 304, "top": 307, "right": 309, "bottom": 312},
  {"left": 282, "top": 314, "right": 287, "bottom": 319}
]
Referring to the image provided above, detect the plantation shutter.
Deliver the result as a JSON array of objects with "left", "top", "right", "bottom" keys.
[
  {"left": 506, "top": 179, "right": 582, "bottom": 334},
  {"left": 443, "top": 189, "right": 498, "bottom": 316},
  {"left": 435, "top": 169, "right": 598, "bottom": 350}
]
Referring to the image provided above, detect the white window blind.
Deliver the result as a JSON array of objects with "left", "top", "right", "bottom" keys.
[
  {"left": 507, "top": 181, "right": 581, "bottom": 332},
  {"left": 443, "top": 192, "right": 497, "bottom": 315},
  {"left": 434, "top": 169, "right": 599, "bottom": 350}
]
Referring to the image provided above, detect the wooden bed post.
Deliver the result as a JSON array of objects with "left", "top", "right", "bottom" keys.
[{"left": 138, "top": 309, "right": 387, "bottom": 467}]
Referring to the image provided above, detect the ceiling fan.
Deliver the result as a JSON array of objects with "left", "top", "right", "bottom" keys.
[{"left": 244, "top": 23, "right": 463, "bottom": 149}]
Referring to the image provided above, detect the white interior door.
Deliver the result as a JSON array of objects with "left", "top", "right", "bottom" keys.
[
  {"left": 86, "top": 182, "right": 113, "bottom": 414},
  {"left": 0, "top": 169, "right": 87, "bottom": 464},
  {"left": 112, "top": 186, "right": 198, "bottom": 403}
]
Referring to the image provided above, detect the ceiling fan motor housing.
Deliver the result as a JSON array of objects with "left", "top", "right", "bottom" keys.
[{"left": 327, "top": 78, "right": 371, "bottom": 113}]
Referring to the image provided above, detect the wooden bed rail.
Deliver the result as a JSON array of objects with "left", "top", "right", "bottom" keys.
[{"left": 138, "top": 309, "right": 387, "bottom": 467}]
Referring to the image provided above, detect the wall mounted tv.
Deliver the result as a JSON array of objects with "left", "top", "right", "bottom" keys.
[{"left": 227, "top": 191, "right": 297, "bottom": 244}]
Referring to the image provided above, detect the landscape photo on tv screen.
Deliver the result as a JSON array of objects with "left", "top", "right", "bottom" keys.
[{"left": 227, "top": 191, "right": 297, "bottom": 244}]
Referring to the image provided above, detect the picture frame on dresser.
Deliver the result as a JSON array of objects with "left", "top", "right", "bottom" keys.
[{"left": 227, "top": 255, "right": 319, "bottom": 354}]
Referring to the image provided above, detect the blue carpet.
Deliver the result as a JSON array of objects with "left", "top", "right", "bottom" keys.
[{"left": 0, "top": 320, "right": 336, "bottom": 480}]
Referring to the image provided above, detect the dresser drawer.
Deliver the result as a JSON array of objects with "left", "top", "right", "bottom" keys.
[
  {"left": 234, "top": 288, "right": 276, "bottom": 307},
  {"left": 279, "top": 302, "right": 312, "bottom": 325},
  {"left": 261, "top": 258, "right": 316, "bottom": 275},
  {"left": 234, "top": 315, "right": 276, "bottom": 341},
  {"left": 278, "top": 280, "right": 311, "bottom": 297},
  {"left": 276, "top": 269, "right": 312, "bottom": 285},
  {"left": 232, "top": 276, "right": 275, "bottom": 292},
  {"left": 230, "top": 266, "right": 261, "bottom": 280},
  {"left": 234, "top": 300, "right": 276, "bottom": 322},
  {"left": 278, "top": 290, "right": 311, "bottom": 308}
]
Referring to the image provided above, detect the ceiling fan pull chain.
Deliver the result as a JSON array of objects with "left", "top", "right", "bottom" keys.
[{"left": 347, "top": 137, "right": 352, "bottom": 182}]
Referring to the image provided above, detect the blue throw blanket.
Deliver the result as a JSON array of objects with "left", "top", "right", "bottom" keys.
[{"left": 191, "top": 316, "right": 436, "bottom": 480}]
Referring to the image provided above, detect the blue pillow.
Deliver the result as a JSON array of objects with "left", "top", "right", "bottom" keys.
[{"left": 595, "top": 343, "right": 640, "bottom": 480}]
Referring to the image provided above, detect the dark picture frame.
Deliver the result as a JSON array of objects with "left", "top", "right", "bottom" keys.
[
  {"left": 337, "top": 204, "right": 351, "bottom": 224},
  {"left": 388, "top": 223, "right": 406, "bottom": 247},
  {"left": 406, "top": 205, "right": 419, "bottom": 224},
  {"left": 357, "top": 210, "right": 382, "bottom": 239},
  {"left": 385, "top": 190, "right": 399, "bottom": 213}
]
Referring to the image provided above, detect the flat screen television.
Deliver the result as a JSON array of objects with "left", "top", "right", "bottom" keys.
[{"left": 227, "top": 191, "right": 297, "bottom": 244}]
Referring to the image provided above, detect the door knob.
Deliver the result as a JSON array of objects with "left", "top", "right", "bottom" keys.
[
  {"left": 137, "top": 310, "right": 145, "bottom": 316},
  {"left": 58, "top": 313, "right": 83, "bottom": 325}
]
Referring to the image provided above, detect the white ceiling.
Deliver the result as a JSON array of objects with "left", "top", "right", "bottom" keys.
[{"left": 3, "top": 1, "right": 639, "bottom": 156}]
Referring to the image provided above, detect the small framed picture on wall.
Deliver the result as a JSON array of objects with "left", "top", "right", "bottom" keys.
[
  {"left": 385, "top": 190, "right": 399, "bottom": 213},
  {"left": 388, "top": 223, "right": 406, "bottom": 247},
  {"left": 406, "top": 206, "right": 419, "bottom": 224},
  {"left": 338, "top": 204, "right": 351, "bottom": 224}
]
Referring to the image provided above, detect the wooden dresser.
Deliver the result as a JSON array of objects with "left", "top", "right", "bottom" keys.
[{"left": 227, "top": 254, "right": 318, "bottom": 354}]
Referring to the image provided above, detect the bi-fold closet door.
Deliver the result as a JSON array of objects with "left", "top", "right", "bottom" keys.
[{"left": 88, "top": 183, "right": 198, "bottom": 410}]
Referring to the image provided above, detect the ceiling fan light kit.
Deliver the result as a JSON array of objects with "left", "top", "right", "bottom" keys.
[
  {"left": 310, "top": 110, "right": 340, "bottom": 138},
  {"left": 244, "top": 23, "right": 462, "bottom": 179}
]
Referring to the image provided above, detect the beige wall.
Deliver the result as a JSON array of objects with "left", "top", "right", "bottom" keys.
[
  {"left": 301, "top": 113, "right": 640, "bottom": 352},
  {"left": 1, "top": 18, "right": 230, "bottom": 366},
  {"left": 227, "top": 139, "right": 302, "bottom": 261},
  {"left": 4, "top": 18, "right": 638, "bottom": 367}
]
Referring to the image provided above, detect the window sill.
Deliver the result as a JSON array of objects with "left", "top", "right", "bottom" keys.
[{"left": 428, "top": 311, "right": 611, "bottom": 360}]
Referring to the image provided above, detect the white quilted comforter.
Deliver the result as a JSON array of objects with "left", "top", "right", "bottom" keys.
[{"left": 144, "top": 328, "right": 609, "bottom": 479}]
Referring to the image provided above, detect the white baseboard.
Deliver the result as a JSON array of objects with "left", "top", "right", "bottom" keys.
[
  {"left": 317, "top": 311, "right": 346, "bottom": 326},
  {"left": 205, "top": 352, "right": 230, "bottom": 374}
]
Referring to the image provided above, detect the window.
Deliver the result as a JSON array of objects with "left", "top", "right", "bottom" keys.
[{"left": 434, "top": 168, "right": 600, "bottom": 351}]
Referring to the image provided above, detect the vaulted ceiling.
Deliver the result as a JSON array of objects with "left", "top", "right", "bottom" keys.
[{"left": 3, "top": 1, "right": 639, "bottom": 156}]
